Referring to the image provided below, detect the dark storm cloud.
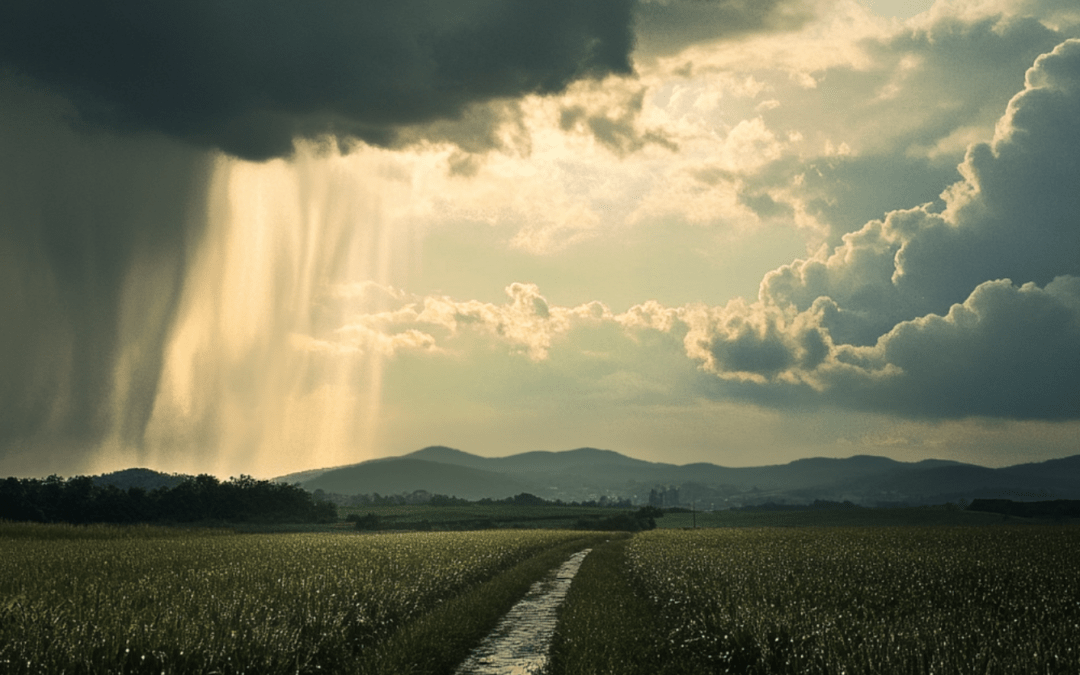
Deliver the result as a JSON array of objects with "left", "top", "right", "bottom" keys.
[
  {"left": 0, "top": 1, "right": 642, "bottom": 472},
  {"left": 633, "top": 0, "right": 817, "bottom": 58},
  {"left": 0, "top": 0, "right": 635, "bottom": 160},
  {"left": 687, "top": 39, "right": 1080, "bottom": 420}
]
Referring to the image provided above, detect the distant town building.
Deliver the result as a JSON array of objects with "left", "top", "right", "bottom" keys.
[{"left": 648, "top": 486, "right": 680, "bottom": 507}]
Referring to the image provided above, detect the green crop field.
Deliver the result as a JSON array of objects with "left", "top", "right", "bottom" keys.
[
  {"left": 0, "top": 523, "right": 613, "bottom": 674},
  {"left": 4, "top": 522, "right": 1078, "bottom": 674},
  {"left": 551, "top": 526, "right": 1080, "bottom": 674}
]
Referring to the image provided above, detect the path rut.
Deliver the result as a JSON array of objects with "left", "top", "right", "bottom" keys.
[{"left": 453, "top": 548, "right": 591, "bottom": 675}]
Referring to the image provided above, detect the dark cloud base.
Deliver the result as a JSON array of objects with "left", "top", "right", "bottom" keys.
[
  {"left": 633, "top": 0, "right": 816, "bottom": 58},
  {"left": 1, "top": 0, "right": 635, "bottom": 160}
]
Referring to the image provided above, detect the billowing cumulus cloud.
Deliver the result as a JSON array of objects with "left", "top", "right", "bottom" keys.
[
  {"left": 679, "top": 38, "right": 1080, "bottom": 419},
  {"left": 291, "top": 326, "right": 440, "bottom": 358},
  {"left": 648, "top": 2, "right": 1075, "bottom": 244},
  {"left": 317, "top": 282, "right": 613, "bottom": 361},
  {"left": 0, "top": 0, "right": 635, "bottom": 160},
  {"left": 837, "top": 277, "right": 1080, "bottom": 419},
  {"left": 309, "top": 38, "right": 1080, "bottom": 423},
  {"left": 682, "top": 300, "right": 832, "bottom": 383}
]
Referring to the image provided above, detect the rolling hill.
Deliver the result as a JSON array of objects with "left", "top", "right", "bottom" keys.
[
  {"left": 275, "top": 447, "right": 1080, "bottom": 506},
  {"left": 296, "top": 458, "right": 536, "bottom": 501}
]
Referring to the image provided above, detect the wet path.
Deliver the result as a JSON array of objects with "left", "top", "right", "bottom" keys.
[{"left": 454, "top": 548, "right": 592, "bottom": 675}]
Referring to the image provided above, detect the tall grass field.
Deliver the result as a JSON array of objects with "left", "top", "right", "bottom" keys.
[
  {"left": 551, "top": 526, "right": 1080, "bottom": 674},
  {"left": 0, "top": 523, "right": 608, "bottom": 674},
  {"left": 3, "top": 522, "right": 1078, "bottom": 674}
]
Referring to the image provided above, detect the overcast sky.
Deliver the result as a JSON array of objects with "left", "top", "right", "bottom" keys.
[{"left": 1, "top": 0, "right": 1078, "bottom": 478}]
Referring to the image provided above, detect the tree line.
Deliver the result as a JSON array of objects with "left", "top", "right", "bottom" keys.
[
  {"left": 0, "top": 474, "right": 337, "bottom": 525},
  {"left": 967, "top": 499, "right": 1080, "bottom": 519}
]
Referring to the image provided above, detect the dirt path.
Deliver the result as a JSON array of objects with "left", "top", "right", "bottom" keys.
[{"left": 454, "top": 548, "right": 592, "bottom": 675}]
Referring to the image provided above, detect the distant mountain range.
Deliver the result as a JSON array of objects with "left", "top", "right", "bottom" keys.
[{"left": 273, "top": 447, "right": 1080, "bottom": 507}]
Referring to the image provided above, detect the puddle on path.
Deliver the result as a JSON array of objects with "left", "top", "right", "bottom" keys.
[{"left": 454, "top": 548, "right": 592, "bottom": 675}]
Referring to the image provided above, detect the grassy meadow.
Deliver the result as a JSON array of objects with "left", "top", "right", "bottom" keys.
[
  {"left": 551, "top": 526, "right": 1080, "bottom": 674},
  {"left": 3, "top": 519, "right": 1078, "bottom": 674},
  {"left": 0, "top": 523, "right": 613, "bottom": 674}
]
